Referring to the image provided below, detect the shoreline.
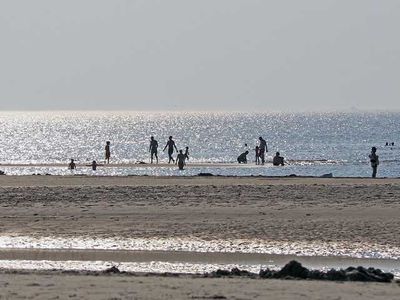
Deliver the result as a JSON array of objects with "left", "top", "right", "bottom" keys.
[{"left": 1, "top": 174, "right": 400, "bottom": 186}]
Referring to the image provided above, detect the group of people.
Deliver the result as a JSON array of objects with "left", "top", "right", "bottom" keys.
[
  {"left": 67, "top": 136, "right": 384, "bottom": 178},
  {"left": 149, "top": 135, "right": 189, "bottom": 169},
  {"left": 237, "top": 136, "right": 285, "bottom": 166}
]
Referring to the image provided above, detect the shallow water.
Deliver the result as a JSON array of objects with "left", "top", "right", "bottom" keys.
[
  {"left": 1, "top": 236, "right": 399, "bottom": 260},
  {"left": 0, "top": 111, "right": 399, "bottom": 177}
]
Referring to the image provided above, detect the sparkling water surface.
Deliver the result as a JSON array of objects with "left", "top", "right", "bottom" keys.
[{"left": 0, "top": 111, "right": 399, "bottom": 177}]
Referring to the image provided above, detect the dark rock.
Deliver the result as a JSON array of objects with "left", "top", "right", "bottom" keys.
[
  {"left": 230, "top": 267, "right": 251, "bottom": 276},
  {"left": 259, "top": 268, "right": 273, "bottom": 278},
  {"left": 345, "top": 269, "right": 372, "bottom": 282},
  {"left": 198, "top": 173, "right": 213, "bottom": 176},
  {"left": 320, "top": 173, "right": 333, "bottom": 178},
  {"left": 308, "top": 269, "right": 326, "bottom": 280},
  {"left": 103, "top": 266, "right": 120, "bottom": 274},
  {"left": 214, "top": 269, "right": 231, "bottom": 276},
  {"left": 277, "top": 260, "right": 309, "bottom": 279},
  {"left": 326, "top": 269, "right": 346, "bottom": 281}
]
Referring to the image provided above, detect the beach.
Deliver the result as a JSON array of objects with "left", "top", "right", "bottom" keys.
[
  {"left": 1, "top": 270, "right": 399, "bottom": 300},
  {"left": 0, "top": 175, "right": 399, "bottom": 298}
]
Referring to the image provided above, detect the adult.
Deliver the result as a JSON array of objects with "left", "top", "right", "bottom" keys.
[
  {"left": 149, "top": 136, "right": 159, "bottom": 164},
  {"left": 258, "top": 136, "right": 268, "bottom": 165},
  {"left": 237, "top": 151, "right": 249, "bottom": 164},
  {"left": 105, "top": 141, "right": 111, "bottom": 164},
  {"left": 369, "top": 147, "right": 379, "bottom": 178},
  {"left": 176, "top": 150, "right": 186, "bottom": 170},
  {"left": 163, "top": 136, "right": 178, "bottom": 163},
  {"left": 272, "top": 152, "right": 285, "bottom": 166}
]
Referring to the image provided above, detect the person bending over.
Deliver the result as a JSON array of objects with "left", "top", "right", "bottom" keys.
[{"left": 237, "top": 151, "right": 249, "bottom": 164}]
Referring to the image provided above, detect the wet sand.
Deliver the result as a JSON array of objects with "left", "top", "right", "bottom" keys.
[
  {"left": 1, "top": 176, "right": 400, "bottom": 298},
  {"left": 0, "top": 271, "right": 399, "bottom": 300},
  {"left": 1, "top": 176, "right": 399, "bottom": 248}
]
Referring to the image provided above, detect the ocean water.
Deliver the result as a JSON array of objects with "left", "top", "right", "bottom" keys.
[{"left": 0, "top": 111, "right": 399, "bottom": 177}]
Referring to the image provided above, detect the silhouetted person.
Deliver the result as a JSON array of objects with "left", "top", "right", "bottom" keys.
[
  {"left": 68, "top": 159, "right": 76, "bottom": 170},
  {"left": 272, "top": 152, "right": 285, "bottom": 166},
  {"left": 369, "top": 147, "right": 379, "bottom": 178},
  {"left": 149, "top": 136, "right": 159, "bottom": 164},
  {"left": 105, "top": 141, "right": 111, "bottom": 164},
  {"left": 184, "top": 146, "right": 190, "bottom": 161},
  {"left": 86, "top": 160, "right": 101, "bottom": 170},
  {"left": 255, "top": 146, "right": 260, "bottom": 165},
  {"left": 176, "top": 150, "right": 186, "bottom": 170},
  {"left": 258, "top": 137, "right": 268, "bottom": 165},
  {"left": 237, "top": 151, "right": 249, "bottom": 164},
  {"left": 163, "top": 136, "right": 178, "bottom": 163}
]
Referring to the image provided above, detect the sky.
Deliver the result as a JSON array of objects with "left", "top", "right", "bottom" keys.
[{"left": 0, "top": 0, "right": 399, "bottom": 111}]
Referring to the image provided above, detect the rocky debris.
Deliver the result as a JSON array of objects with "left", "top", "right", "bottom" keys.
[
  {"left": 320, "top": 173, "right": 333, "bottom": 178},
  {"left": 212, "top": 261, "right": 394, "bottom": 283},
  {"left": 0, "top": 170, "right": 5, "bottom": 175},
  {"left": 212, "top": 268, "right": 255, "bottom": 278},
  {"left": 258, "top": 261, "right": 394, "bottom": 282},
  {"left": 198, "top": 173, "right": 213, "bottom": 176},
  {"left": 103, "top": 266, "right": 121, "bottom": 274}
]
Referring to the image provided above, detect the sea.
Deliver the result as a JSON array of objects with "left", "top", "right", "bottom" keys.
[{"left": 0, "top": 111, "right": 399, "bottom": 177}]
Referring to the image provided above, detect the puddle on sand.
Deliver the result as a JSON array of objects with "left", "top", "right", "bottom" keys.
[{"left": 0, "top": 236, "right": 399, "bottom": 260}]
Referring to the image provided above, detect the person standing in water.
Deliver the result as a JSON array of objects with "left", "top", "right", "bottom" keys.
[
  {"left": 184, "top": 146, "right": 190, "bottom": 161},
  {"left": 68, "top": 159, "right": 76, "bottom": 170},
  {"left": 369, "top": 147, "right": 379, "bottom": 178},
  {"left": 105, "top": 141, "right": 111, "bottom": 164},
  {"left": 255, "top": 146, "right": 260, "bottom": 165},
  {"left": 91, "top": 160, "right": 98, "bottom": 171},
  {"left": 176, "top": 150, "right": 186, "bottom": 170},
  {"left": 163, "top": 136, "right": 178, "bottom": 163},
  {"left": 258, "top": 136, "right": 268, "bottom": 165},
  {"left": 149, "top": 136, "right": 159, "bottom": 164}
]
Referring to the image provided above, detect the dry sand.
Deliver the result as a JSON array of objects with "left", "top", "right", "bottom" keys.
[{"left": 1, "top": 176, "right": 400, "bottom": 299}]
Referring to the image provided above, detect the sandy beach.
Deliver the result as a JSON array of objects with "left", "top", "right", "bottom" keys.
[
  {"left": 1, "top": 175, "right": 400, "bottom": 298},
  {"left": 0, "top": 270, "right": 399, "bottom": 300}
]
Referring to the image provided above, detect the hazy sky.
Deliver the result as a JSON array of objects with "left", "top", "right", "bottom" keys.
[{"left": 0, "top": 0, "right": 399, "bottom": 111}]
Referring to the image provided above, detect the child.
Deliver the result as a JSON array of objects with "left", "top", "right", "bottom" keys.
[
  {"left": 68, "top": 159, "right": 76, "bottom": 170},
  {"left": 184, "top": 146, "right": 190, "bottom": 161},
  {"left": 255, "top": 146, "right": 260, "bottom": 165},
  {"left": 91, "top": 160, "right": 97, "bottom": 171}
]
